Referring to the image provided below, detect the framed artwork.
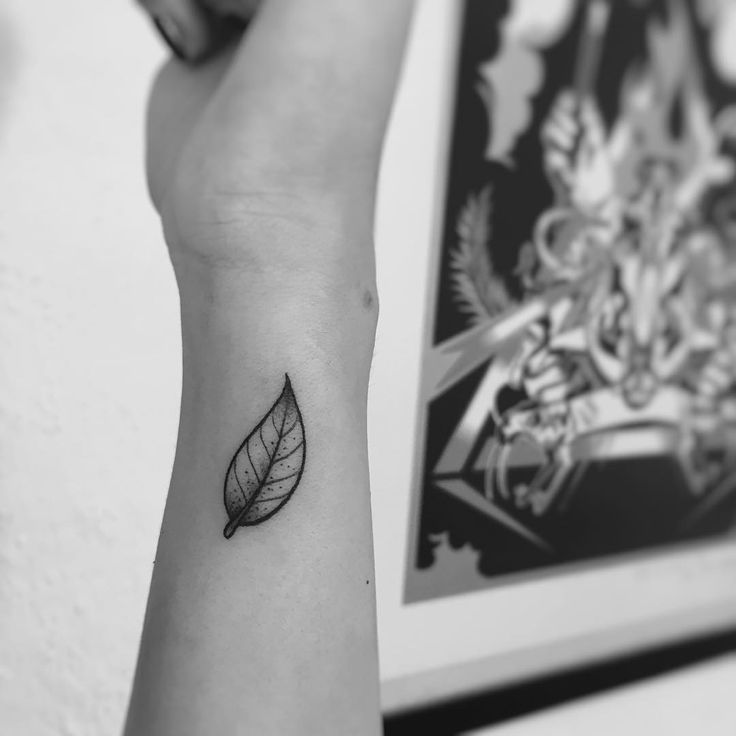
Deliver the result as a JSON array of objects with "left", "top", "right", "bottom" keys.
[
  {"left": 372, "top": 0, "right": 736, "bottom": 719},
  {"left": 406, "top": 0, "right": 736, "bottom": 603}
]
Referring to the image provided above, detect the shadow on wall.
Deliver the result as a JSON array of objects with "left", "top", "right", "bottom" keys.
[
  {"left": 0, "top": 7, "right": 19, "bottom": 584},
  {"left": 0, "top": 11, "right": 19, "bottom": 140}
]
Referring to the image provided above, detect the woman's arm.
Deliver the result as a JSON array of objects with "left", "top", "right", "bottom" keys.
[{"left": 124, "top": 2, "right": 413, "bottom": 734}]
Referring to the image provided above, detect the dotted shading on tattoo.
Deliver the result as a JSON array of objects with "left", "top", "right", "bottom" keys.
[{"left": 222, "top": 374, "right": 306, "bottom": 539}]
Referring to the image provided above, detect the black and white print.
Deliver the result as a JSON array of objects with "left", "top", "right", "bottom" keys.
[{"left": 406, "top": 0, "right": 736, "bottom": 602}]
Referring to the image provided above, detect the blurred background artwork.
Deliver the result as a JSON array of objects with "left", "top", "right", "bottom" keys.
[{"left": 404, "top": 0, "right": 736, "bottom": 603}]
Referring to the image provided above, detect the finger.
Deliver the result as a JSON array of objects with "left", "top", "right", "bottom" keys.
[
  {"left": 554, "top": 111, "right": 578, "bottom": 141},
  {"left": 139, "top": 0, "right": 228, "bottom": 62},
  {"left": 544, "top": 121, "right": 574, "bottom": 152},
  {"left": 545, "top": 152, "right": 573, "bottom": 185}
]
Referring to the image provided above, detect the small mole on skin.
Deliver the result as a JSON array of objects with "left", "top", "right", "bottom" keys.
[{"left": 362, "top": 290, "right": 374, "bottom": 311}]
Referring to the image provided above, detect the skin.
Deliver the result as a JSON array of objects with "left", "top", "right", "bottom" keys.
[{"left": 124, "top": 2, "right": 414, "bottom": 734}]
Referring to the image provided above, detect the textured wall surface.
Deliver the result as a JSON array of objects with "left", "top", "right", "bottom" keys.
[{"left": 0, "top": 3, "right": 176, "bottom": 734}]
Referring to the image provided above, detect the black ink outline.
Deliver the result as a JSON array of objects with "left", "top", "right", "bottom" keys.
[{"left": 223, "top": 374, "right": 307, "bottom": 539}]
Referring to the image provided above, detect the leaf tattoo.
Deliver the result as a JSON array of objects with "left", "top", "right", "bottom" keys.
[{"left": 223, "top": 375, "right": 306, "bottom": 539}]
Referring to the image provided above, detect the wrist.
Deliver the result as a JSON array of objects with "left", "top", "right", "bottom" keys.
[{"left": 170, "top": 227, "right": 379, "bottom": 404}]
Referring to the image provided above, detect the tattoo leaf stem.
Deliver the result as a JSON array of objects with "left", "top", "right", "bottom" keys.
[{"left": 223, "top": 375, "right": 306, "bottom": 539}]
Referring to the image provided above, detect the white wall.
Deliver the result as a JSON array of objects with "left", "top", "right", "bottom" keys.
[{"left": 0, "top": 3, "right": 175, "bottom": 734}]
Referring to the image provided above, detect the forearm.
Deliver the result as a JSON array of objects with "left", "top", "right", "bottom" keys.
[
  {"left": 128, "top": 0, "right": 415, "bottom": 728},
  {"left": 125, "top": 228, "right": 380, "bottom": 735}
]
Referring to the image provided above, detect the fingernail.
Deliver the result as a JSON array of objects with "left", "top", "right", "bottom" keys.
[{"left": 153, "top": 16, "right": 188, "bottom": 60}]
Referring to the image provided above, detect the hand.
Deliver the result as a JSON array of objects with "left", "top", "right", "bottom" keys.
[
  {"left": 543, "top": 91, "right": 614, "bottom": 212},
  {"left": 137, "top": 0, "right": 412, "bottom": 284}
]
